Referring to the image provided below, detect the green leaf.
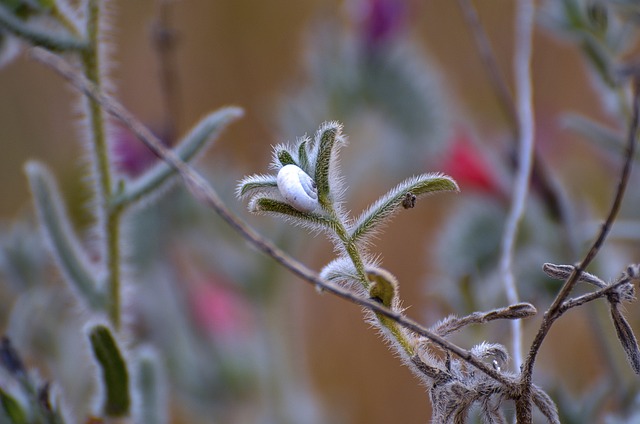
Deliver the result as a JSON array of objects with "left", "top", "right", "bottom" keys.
[
  {"left": 313, "top": 122, "right": 341, "bottom": 208},
  {"left": 133, "top": 349, "right": 166, "bottom": 424},
  {"left": 0, "top": 387, "right": 27, "bottom": 424},
  {"left": 236, "top": 174, "right": 278, "bottom": 198},
  {"left": 116, "top": 106, "right": 243, "bottom": 208},
  {"left": 350, "top": 173, "right": 458, "bottom": 244},
  {"left": 366, "top": 268, "right": 415, "bottom": 355},
  {"left": 298, "top": 139, "right": 310, "bottom": 172},
  {"left": 250, "top": 197, "right": 336, "bottom": 229},
  {"left": 88, "top": 324, "right": 130, "bottom": 417},
  {"left": 0, "top": 4, "right": 86, "bottom": 51},
  {"left": 24, "top": 162, "right": 104, "bottom": 310},
  {"left": 277, "top": 150, "right": 296, "bottom": 167},
  {"left": 367, "top": 268, "right": 398, "bottom": 308}
]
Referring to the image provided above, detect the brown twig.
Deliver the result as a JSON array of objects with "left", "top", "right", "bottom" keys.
[
  {"left": 517, "top": 78, "right": 640, "bottom": 421},
  {"left": 30, "top": 47, "right": 519, "bottom": 391}
]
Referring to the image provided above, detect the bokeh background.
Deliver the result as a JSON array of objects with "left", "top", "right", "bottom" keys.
[{"left": 1, "top": 0, "right": 639, "bottom": 423}]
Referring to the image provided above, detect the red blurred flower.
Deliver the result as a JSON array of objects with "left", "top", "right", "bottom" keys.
[
  {"left": 441, "top": 131, "right": 503, "bottom": 196},
  {"left": 188, "top": 280, "right": 253, "bottom": 338}
]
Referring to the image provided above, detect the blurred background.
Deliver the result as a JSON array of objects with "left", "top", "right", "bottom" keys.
[{"left": 1, "top": 0, "right": 640, "bottom": 422}]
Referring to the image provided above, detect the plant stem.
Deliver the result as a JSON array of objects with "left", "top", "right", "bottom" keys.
[
  {"left": 81, "top": 0, "right": 122, "bottom": 329},
  {"left": 499, "top": 0, "right": 535, "bottom": 372}
]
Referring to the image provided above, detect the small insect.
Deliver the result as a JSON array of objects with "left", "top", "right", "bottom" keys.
[{"left": 402, "top": 192, "right": 416, "bottom": 209}]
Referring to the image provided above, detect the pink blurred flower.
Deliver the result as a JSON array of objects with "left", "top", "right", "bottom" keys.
[
  {"left": 111, "top": 125, "right": 164, "bottom": 178},
  {"left": 188, "top": 280, "right": 253, "bottom": 338},
  {"left": 441, "top": 131, "right": 503, "bottom": 196},
  {"left": 355, "top": 0, "right": 410, "bottom": 49}
]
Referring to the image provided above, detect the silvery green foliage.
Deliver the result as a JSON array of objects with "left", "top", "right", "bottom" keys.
[
  {"left": 434, "top": 196, "right": 565, "bottom": 312},
  {"left": 540, "top": 0, "right": 639, "bottom": 117},
  {"left": 238, "top": 121, "right": 458, "bottom": 285},
  {"left": 278, "top": 19, "right": 451, "bottom": 181}
]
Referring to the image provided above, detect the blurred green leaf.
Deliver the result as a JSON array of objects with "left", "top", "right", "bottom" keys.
[
  {"left": 0, "top": 387, "right": 27, "bottom": 424},
  {"left": 88, "top": 325, "right": 130, "bottom": 417},
  {"left": 117, "top": 106, "right": 243, "bottom": 208}
]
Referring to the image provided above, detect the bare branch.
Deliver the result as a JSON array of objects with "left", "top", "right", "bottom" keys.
[{"left": 520, "top": 77, "right": 640, "bottom": 418}]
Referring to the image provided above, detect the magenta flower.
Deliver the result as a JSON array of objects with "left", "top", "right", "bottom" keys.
[{"left": 356, "top": 0, "right": 409, "bottom": 49}]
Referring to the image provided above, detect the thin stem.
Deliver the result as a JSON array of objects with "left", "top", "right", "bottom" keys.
[
  {"left": 498, "top": 0, "right": 535, "bottom": 372},
  {"left": 152, "top": 0, "right": 180, "bottom": 142},
  {"left": 80, "top": 0, "right": 122, "bottom": 329},
  {"left": 456, "top": 0, "right": 568, "bottom": 225},
  {"left": 30, "top": 47, "right": 519, "bottom": 391},
  {"left": 456, "top": 0, "right": 518, "bottom": 135},
  {"left": 519, "top": 78, "right": 640, "bottom": 420}
]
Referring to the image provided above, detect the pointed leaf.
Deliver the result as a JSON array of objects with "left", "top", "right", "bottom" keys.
[
  {"left": 313, "top": 122, "right": 342, "bottom": 208},
  {"left": 0, "top": 387, "right": 27, "bottom": 424},
  {"left": 350, "top": 173, "right": 458, "bottom": 244},
  {"left": 542, "top": 263, "right": 606, "bottom": 288},
  {"left": 117, "top": 106, "right": 243, "bottom": 207},
  {"left": 610, "top": 302, "right": 640, "bottom": 374},
  {"left": 0, "top": 5, "right": 87, "bottom": 51},
  {"left": 276, "top": 150, "right": 296, "bottom": 167},
  {"left": 236, "top": 174, "right": 278, "bottom": 198},
  {"left": 88, "top": 325, "right": 130, "bottom": 417},
  {"left": 531, "top": 384, "right": 560, "bottom": 424},
  {"left": 133, "top": 348, "right": 167, "bottom": 424},
  {"left": 298, "top": 139, "right": 310, "bottom": 172},
  {"left": 250, "top": 197, "right": 335, "bottom": 229},
  {"left": 24, "top": 162, "right": 104, "bottom": 309}
]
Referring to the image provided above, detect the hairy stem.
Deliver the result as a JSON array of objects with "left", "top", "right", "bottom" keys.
[{"left": 81, "top": 0, "right": 122, "bottom": 329}]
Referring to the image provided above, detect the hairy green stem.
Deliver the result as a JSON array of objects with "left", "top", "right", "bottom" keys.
[{"left": 81, "top": 0, "right": 122, "bottom": 329}]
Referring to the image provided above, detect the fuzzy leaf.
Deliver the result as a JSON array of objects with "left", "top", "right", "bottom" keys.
[
  {"left": 320, "top": 256, "right": 361, "bottom": 284},
  {"left": 366, "top": 267, "right": 415, "bottom": 355},
  {"left": 298, "top": 139, "right": 310, "bottom": 172},
  {"left": 119, "top": 106, "right": 243, "bottom": 207},
  {"left": 133, "top": 349, "right": 166, "bottom": 424},
  {"left": 236, "top": 174, "right": 278, "bottom": 198},
  {"left": 88, "top": 325, "right": 130, "bottom": 417},
  {"left": 25, "top": 162, "right": 104, "bottom": 310},
  {"left": 313, "top": 122, "right": 342, "bottom": 208},
  {"left": 350, "top": 173, "right": 458, "bottom": 244},
  {"left": 277, "top": 149, "right": 296, "bottom": 167},
  {"left": 542, "top": 263, "right": 606, "bottom": 288},
  {"left": 532, "top": 384, "right": 560, "bottom": 424},
  {"left": 432, "top": 303, "right": 536, "bottom": 337},
  {"left": 250, "top": 197, "right": 335, "bottom": 229},
  {"left": 367, "top": 267, "right": 398, "bottom": 308},
  {"left": 610, "top": 302, "right": 640, "bottom": 374},
  {"left": 0, "top": 387, "right": 27, "bottom": 424},
  {"left": 0, "top": 4, "right": 86, "bottom": 51}
]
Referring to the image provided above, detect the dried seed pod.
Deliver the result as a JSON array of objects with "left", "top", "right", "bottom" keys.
[{"left": 276, "top": 164, "right": 318, "bottom": 212}]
